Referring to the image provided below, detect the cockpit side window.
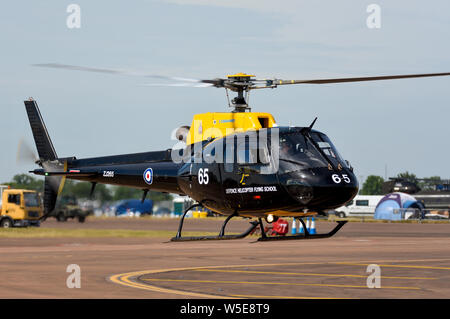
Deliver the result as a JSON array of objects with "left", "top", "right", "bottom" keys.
[
  {"left": 217, "top": 132, "right": 276, "bottom": 174},
  {"left": 237, "top": 144, "right": 269, "bottom": 165},
  {"left": 227, "top": 134, "right": 272, "bottom": 174}
]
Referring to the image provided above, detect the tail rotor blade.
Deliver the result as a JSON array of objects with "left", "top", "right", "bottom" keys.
[{"left": 16, "top": 138, "right": 39, "bottom": 164}]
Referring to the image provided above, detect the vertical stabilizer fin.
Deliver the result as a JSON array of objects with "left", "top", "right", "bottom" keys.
[{"left": 24, "top": 98, "right": 58, "bottom": 161}]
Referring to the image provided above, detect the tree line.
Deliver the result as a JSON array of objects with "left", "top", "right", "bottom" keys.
[{"left": 2, "top": 174, "right": 172, "bottom": 202}]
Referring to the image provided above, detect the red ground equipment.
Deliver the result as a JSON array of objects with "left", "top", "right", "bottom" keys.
[{"left": 267, "top": 218, "right": 289, "bottom": 236}]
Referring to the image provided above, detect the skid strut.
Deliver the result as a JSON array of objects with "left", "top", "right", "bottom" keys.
[
  {"left": 171, "top": 206, "right": 258, "bottom": 242},
  {"left": 257, "top": 218, "right": 347, "bottom": 241}
]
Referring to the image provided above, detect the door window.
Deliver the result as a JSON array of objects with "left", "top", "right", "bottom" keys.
[{"left": 8, "top": 194, "right": 21, "bottom": 205}]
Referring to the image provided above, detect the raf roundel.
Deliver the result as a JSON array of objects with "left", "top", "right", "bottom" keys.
[{"left": 143, "top": 168, "right": 153, "bottom": 185}]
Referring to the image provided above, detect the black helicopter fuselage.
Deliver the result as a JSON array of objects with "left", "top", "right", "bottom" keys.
[
  {"left": 23, "top": 68, "right": 450, "bottom": 239},
  {"left": 33, "top": 126, "right": 358, "bottom": 218}
]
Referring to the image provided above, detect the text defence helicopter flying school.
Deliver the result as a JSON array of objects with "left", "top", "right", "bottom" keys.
[{"left": 25, "top": 65, "right": 450, "bottom": 241}]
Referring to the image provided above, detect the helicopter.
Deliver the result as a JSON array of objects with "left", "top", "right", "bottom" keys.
[{"left": 24, "top": 65, "right": 450, "bottom": 241}]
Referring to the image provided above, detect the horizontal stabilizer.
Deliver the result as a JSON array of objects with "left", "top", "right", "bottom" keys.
[{"left": 30, "top": 168, "right": 98, "bottom": 178}]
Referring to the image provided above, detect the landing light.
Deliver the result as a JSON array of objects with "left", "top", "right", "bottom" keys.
[{"left": 265, "top": 214, "right": 278, "bottom": 223}]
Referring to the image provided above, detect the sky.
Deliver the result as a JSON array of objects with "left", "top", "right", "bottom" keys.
[{"left": 0, "top": 0, "right": 449, "bottom": 185}]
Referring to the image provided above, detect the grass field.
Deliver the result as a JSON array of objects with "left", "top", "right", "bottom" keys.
[{"left": 0, "top": 215, "right": 448, "bottom": 239}]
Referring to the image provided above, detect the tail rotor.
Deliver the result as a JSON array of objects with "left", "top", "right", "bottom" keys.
[{"left": 24, "top": 98, "right": 66, "bottom": 215}]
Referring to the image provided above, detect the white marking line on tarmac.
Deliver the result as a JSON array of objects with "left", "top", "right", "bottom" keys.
[{"left": 193, "top": 268, "right": 436, "bottom": 280}]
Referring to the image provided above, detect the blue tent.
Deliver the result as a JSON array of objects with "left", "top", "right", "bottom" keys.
[
  {"left": 114, "top": 199, "right": 153, "bottom": 216},
  {"left": 374, "top": 192, "right": 424, "bottom": 220}
]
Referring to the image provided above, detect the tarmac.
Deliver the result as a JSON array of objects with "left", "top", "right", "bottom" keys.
[{"left": 1, "top": 217, "right": 450, "bottom": 299}]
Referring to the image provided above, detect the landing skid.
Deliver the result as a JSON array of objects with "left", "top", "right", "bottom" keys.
[
  {"left": 170, "top": 204, "right": 347, "bottom": 242},
  {"left": 257, "top": 219, "right": 347, "bottom": 241},
  {"left": 170, "top": 205, "right": 258, "bottom": 242}
]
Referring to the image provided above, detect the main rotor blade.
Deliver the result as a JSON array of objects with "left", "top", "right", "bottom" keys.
[
  {"left": 274, "top": 72, "right": 450, "bottom": 85},
  {"left": 141, "top": 82, "right": 214, "bottom": 88},
  {"left": 32, "top": 63, "right": 204, "bottom": 83},
  {"left": 32, "top": 64, "right": 450, "bottom": 90}
]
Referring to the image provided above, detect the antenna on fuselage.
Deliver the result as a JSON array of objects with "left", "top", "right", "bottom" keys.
[{"left": 301, "top": 117, "right": 318, "bottom": 135}]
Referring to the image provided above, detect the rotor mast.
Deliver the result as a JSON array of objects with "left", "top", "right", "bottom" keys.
[{"left": 225, "top": 73, "right": 255, "bottom": 112}]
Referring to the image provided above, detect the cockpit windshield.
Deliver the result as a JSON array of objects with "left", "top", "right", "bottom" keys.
[
  {"left": 278, "top": 133, "right": 328, "bottom": 173},
  {"left": 278, "top": 131, "right": 348, "bottom": 173}
]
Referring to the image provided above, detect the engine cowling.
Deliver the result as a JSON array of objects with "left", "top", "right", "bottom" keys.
[{"left": 175, "top": 126, "right": 190, "bottom": 143}]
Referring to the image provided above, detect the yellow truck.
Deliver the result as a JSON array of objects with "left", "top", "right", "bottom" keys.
[{"left": 0, "top": 185, "right": 43, "bottom": 228}]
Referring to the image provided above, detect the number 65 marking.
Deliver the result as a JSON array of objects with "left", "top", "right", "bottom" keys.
[
  {"left": 198, "top": 168, "right": 209, "bottom": 185},
  {"left": 332, "top": 174, "right": 351, "bottom": 184}
]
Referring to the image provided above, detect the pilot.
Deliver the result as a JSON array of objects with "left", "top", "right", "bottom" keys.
[{"left": 280, "top": 141, "right": 293, "bottom": 156}]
